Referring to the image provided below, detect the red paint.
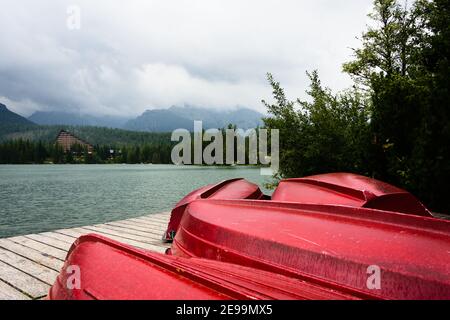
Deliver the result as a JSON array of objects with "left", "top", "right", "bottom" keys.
[
  {"left": 272, "top": 173, "right": 432, "bottom": 217},
  {"left": 163, "top": 178, "right": 264, "bottom": 242},
  {"left": 171, "top": 199, "right": 450, "bottom": 300},
  {"left": 48, "top": 234, "right": 361, "bottom": 300},
  {"left": 49, "top": 173, "right": 449, "bottom": 300}
]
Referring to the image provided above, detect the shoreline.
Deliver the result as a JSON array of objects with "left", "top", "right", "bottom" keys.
[{"left": 0, "top": 163, "right": 265, "bottom": 168}]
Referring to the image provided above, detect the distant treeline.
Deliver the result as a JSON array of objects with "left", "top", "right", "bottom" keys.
[
  {"left": 0, "top": 129, "right": 261, "bottom": 165},
  {"left": 0, "top": 139, "right": 174, "bottom": 164},
  {"left": 0, "top": 124, "right": 174, "bottom": 146},
  {"left": 0, "top": 124, "right": 180, "bottom": 164}
]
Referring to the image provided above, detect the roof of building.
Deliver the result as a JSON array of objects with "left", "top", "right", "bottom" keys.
[{"left": 56, "top": 129, "right": 94, "bottom": 148}]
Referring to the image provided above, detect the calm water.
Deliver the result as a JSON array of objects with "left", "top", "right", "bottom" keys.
[{"left": 0, "top": 165, "right": 271, "bottom": 238}]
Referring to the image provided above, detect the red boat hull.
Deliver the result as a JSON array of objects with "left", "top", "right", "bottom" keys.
[
  {"left": 163, "top": 178, "right": 264, "bottom": 242},
  {"left": 49, "top": 173, "right": 448, "bottom": 300},
  {"left": 170, "top": 199, "right": 450, "bottom": 300},
  {"left": 272, "top": 173, "right": 432, "bottom": 217},
  {"left": 48, "top": 234, "right": 361, "bottom": 300}
]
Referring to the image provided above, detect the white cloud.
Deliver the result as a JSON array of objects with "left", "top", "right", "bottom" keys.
[{"left": 0, "top": 0, "right": 374, "bottom": 117}]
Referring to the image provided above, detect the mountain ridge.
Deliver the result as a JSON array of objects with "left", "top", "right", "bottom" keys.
[
  {"left": 28, "top": 111, "right": 131, "bottom": 128},
  {"left": 0, "top": 103, "right": 35, "bottom": 125},
  {"left": 1, "top": 103, "right": 265, "bottom": 144},
  {"left": 27, "top": 105, "right": 264, "bottom": 132}
]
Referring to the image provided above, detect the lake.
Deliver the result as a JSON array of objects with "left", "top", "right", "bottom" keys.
[{"left": 0, "top": 164, "right": 272, "bottom": 238}]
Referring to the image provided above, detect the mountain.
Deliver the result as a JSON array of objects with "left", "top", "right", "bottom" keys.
[
  {"left": 0, "top": 103, "right": 35, "bottom": 126},
  {"left": 0, "top": 103, "right": 37, "bottom": 137},
  {"left": 124, "top": 109, "right": 194, "bottom": 132},
  {"left": 28, "top": 111, "right": 130, "bottom": 128},
  {"left": 124, "top": 106, "right": 264, "bottom": 132},
  {"left": 2, "top": 104, "right": 264, "bottom": 136},
  {"left": 168, "top": 105, "right": 264, "bottom": 129}
]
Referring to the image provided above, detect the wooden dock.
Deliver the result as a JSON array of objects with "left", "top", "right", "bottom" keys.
[{"left": 0, "top": 212, "right": 171, "bottom": 300}]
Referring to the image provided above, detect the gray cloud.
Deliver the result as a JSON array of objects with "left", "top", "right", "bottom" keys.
[{"left": 0, "top": 0, "right": 373, "bottom": 117}]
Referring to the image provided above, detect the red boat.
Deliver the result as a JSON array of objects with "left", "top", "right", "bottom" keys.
[
  {"left": 49, "top": 173, "right": 450, "bottom": 300},
  {"left": 166, "top": 173, "right": 432, "bottom": 236},
  {"left": 272, "top": 173, "right": 432, "bottom": 217},
  {"left": 49, "top": 234, "right": 365, "bottom": 300},
  {"left": 163, "top": 178, "right": 264, "bottom": 242},
  {"left": 169, "top": 199, "right": 450, "bottom": 300}
]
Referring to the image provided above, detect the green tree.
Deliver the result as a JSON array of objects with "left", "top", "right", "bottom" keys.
[
  {"left": 343, "top": 0, "right": 419, "bottom": 84},
  {"left": 343, "top": 0, "right": 450, "bottom": 212},
  {"left": 263, "top": 71, "right": 371, "bottom": 181},
  {"left": 51, "top": 144, "right": 65, "bottom": 164}
]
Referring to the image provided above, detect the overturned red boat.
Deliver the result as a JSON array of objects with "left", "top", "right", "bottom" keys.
[
  {"left": 49, "top": 172, "right": 449, "bottom": 300},
  {"left": 272, "top": 173, "right": 432, "bottom": 217},
  {"left": 49, "top": 234, "right": 363, "bottom": 300},
  {"left": 163, "top": 178, "right": 264, "bottom": 242},
  {"left": 169, "top": 199, "right": 450, "bottom": 300}
]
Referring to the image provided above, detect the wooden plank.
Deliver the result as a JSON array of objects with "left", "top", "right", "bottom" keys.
[
  {"left": 147, "top": 211, "right": 170, "bottom": 216},
  {"left": 145, "top": 211, "right": 170, "bottom": 216},
  {"left": 8, "top": 236, "right": 67, "bottom": 260},
  {"left": 154, "top": 211, "right": 171, "bottom": 217},
  {"left": 123, "top": 217, "right": 164, "bottom": 227},
  {"left": 145, "top": 214, "right": 170, "bottom": 222},
  {"left": 0, "top": 280, "right": 30, "bottom": 300},
  {"left": 137, "top": 216, "right": 168, "bottom": 223},
  {"left": 56, "top": 227, "right": 169, "bottom": 253},
  {"left": 0, "top": 260, "right": 49, "bottom": 299},
  {"left": 54, "top": 228, "right": 86, "bottom": 239},
  {"left": 127, "top": 215, "right": 166, "bottom": 223},
  {"left": 143, "top": 220, "right": 168, "bottom": 227},
  {"left": 83, "top": 225, "right": 160, "bottom": 245},
  {"left": 0, "top": 248, "right": 59, "bottom": 285},
  {"left": 96, "top": 224, "right": 162, "bottom": 241},
  {"left": 137, "top": 216, "right": 169, "bottom": 225},
  {"left": 40, "top": 232, "right": 77, "bottom": 244},
  {"left": 128, "top": 217, "right": 167, "bottom": 228},
  {"left": 0, "top": 239, "right": 63, "bottom": 271},
  {"left": 151, "top": 216, "right": 170, "bottom": 222},
  {"left": 70, "top": 227, "right": 167, "bottom": 253},
  {"left": 112, "top": 219, "right": 166, "bottom": 234},
  {"left": 25, "top": 234, "right": 72, "bottom": 251},
  {"left": 106, "top": 221, "right": 165, "bottom": 236}
]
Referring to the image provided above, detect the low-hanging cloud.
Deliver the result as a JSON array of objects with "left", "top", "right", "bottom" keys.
[{"left": 0, "top": 0, "right": 373, "bottom": 117}]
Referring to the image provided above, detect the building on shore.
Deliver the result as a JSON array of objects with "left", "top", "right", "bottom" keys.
[{"left": 55, "top": 130, "right": 94, "bottom": 153}]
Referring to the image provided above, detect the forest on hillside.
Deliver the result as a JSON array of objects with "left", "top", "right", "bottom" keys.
[
  {"left": 0, "top": 124, "right": 173, "bottom": 146},
  {"left": 0, "top": 126, "right": 261, "bottom": 165},
  {"left": 263, "top": 0, "right": 449, "bottom": 213},
  {"left": 0, "top": 125, "right": 177, "bottom": 164},
  {"left": 0, "top": 139, "right": 174, "bottom": 165}
]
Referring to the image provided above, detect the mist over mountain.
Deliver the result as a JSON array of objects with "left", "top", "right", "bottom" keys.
[
  {"left": 1, "top": 102, "right": 264, "bottom": 145},
  {"left": 124, "top": 106, "right": 263, "bottom": 132},
  {"left": 25, "top": 106, "right": 264, "bottom": 132},
  {"left": 167, "top": 106, "right": 264, "bottom": 129},
  {"left": 124, "top": 109, "right": 194, "bottom": 132},
  {"left": 28, "top": 111, "right": 131, "bottom": 129}
]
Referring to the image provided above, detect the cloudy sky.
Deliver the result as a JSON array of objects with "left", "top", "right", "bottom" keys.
[{"left": 0, "top": 0, "right": 373, "bottom": 117}]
